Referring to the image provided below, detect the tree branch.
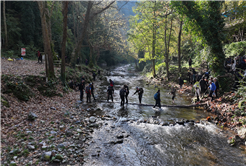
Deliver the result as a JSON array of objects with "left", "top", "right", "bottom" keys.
[{"left": 92, "top": 1, "right": 115, "bottom": 17}]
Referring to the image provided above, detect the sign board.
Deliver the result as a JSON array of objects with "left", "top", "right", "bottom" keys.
[{"left": 21, "top": 48, "right": 26, "bottom": 56}]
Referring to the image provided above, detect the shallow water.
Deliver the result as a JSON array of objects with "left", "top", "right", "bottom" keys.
[{"left": 83, "top": 64, "right": 246, "bottom": 166}]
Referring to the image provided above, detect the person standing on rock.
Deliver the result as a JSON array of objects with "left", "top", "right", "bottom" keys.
[
  {"left": 153, "top": 89, "right": 161, "bottom": 108},
  {"left": 107, "top": 85, "right": 114, "bottom": 102},
  {"left": 199, "top": 76, "right": 207, "bottom": 97},
  {"left": 85, "top": 84, "right": 91, "bottom": 103},
  {"left": 170, "top": 86, "right": 176, "bottom": 104},
  {"left": 109, "top": 79, "right": 114, "bottom": 88},
  {"left": 208, "top": 80, "right": 216, "bottom": 101},
  {"left": 124, "top": 85, "right": 129, "bottom": 104},
  {"left": 119, "top": 86, "right": 126, "bottom": 107},
  {"left": 92, "top": 72, "right": 96, "bottom": 81},
  {"left": 193, "top": 79, "right": 200, "bottom": 102},
  {"left": 133, "top": 87, "right": 144, "bottom": 104},
  {"left": 214, "top": 78, "right": 220, "bottom": 98},
  {"left": 79, "top": 80, "right": 85, "bottom": 101},
  {"left": 178, "top": 77, "right": 184, "bottom": 89},
  {"left": 90, "top": 83, "right": 96, "bottom": 100},
  {"left": 81, "top": 75, "right": 85, "bottom": 82}
]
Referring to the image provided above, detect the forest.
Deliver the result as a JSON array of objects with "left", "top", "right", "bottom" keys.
[{"left": 1, "top": 1, "right": 246, "bottom": 166}]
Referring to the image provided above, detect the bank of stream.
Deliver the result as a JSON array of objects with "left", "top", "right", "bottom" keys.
[{"left": 81, "top": 64, "right": 246, "bottom": 166}]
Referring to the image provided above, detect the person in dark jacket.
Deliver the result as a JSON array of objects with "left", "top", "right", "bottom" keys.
[
  {"left": 90, "top": 82, "right": 96, "bottom": 100},
  {"left": 107, "top": 86, "right": 114, "bottom": 102},
  {"left": 98, "top": 70, "right": 100, "bottom": 76},
  {"left": 214, "top": 78, "right": 219, "bottom": 98},
  {"left": 119, "top": 86, "right": 126, "bottom": 107},
  {"left": 133, "top": 87, "right": 144, "bottom": 104},
  {"left": 85, "top": 84, "right": 91, "bottom": 103},
  {"left": 178, "top": 77, "right": 184, "bottom": 89},
  {"left": 199, "top": 76, "right": 207, "bottom": 97},
  {"left": 37, "top": 51, "right": 42, "bottom": 63},
  {"left": 92, "top": 72, "right": 96, "bottom": 81},
  {"left": 81, "top": 75, "right": 85, "bottom": 82},
  {"left": 124, "top": 85, "right": 129, "bottom": 103},
  {"left": 189, "top": 58, "right": 192, "bottom": 68},
  {"left": 187, "top": 71, "right": 192, "bottom": 84},
  {"left": 79, "top": 80, "right": 85, "bottom": 101},
  {"left": 153, "top": 89, "right": 161, "bottom": 108},
  {"left": 170, "top": 87, "right": 176, "bottom": 104}
]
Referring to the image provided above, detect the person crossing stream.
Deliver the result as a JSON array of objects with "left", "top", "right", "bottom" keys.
[{"left": 82, "top": 64, "right": 246, "bottom": 166}]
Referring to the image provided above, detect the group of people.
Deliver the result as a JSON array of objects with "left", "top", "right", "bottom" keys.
[
  {"left": 179, "top": 70, "right": 220, "bottom": 102},
  {"left": 106, "top": 79, "right": 144, "bottom": 108},
  {"left": 78, "top": 76, "right": 96, "bottom": 103}
]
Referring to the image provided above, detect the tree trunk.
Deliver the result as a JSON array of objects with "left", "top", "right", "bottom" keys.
[
  {"left": 164, "top": 15, "right": 169, "bottom": 80},
  {"left": 71, "top": 1, "right": 93, "bottom": 67},
  {"left": 152, "top": 1, "right": 156, "bottom": 77},
  {"left": 3, "top": 1, "right": 8, "bottom": 49},
  {"left": 61, "top": 1, "right": 69, "bottom": 84},
  {"left": 37, "top": 1, "right": 55, "bottom": 78},
  {"left": 152, "top": 25, "right": 156, "bottom": 77},
  {"left": 178, "top": 20, "right": 183, "bottom": 73}
]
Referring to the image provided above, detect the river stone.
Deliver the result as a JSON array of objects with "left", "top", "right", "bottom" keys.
[
  {"left": 42, "top": 151, "right": 52, "bottom": 161},
  {"left": 77, "top": 129, "right": 83, "bottom": 133},
  {"left": 10, "top": 161, "right": 16, "bottom": 166},
  {"left": 13, "top": 156, "right": 17, "bottom": 160},
  {"left": 50, "top": 131, "right": 57, "bottom": 134},
  {"left": 28, "top": 112, "right": 38, "bottom": 120},
  {"left": 76, "top": 100, "right": 82, "bottom": 104},
  {"left": 66, "top": 130, "right": 73, "bottom": 137},
  {"left": 50, "top": 107, "right": 56, "bottom": 110},
  {"left": 89, "top": 116, "right": 96, "bottom": 123},
  {"left": 237, "top": 128, "right": 246, "bottom": 139},
  {"left": 27, "top": 145, "right": 35, "bottom": 150},
  {"left": 89, "top": 123, "right": 99, "bottom": 128}
]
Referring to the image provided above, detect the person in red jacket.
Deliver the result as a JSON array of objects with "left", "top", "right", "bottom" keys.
[{"left": 37, "top": 51, "right": 42, "bottom": 63}]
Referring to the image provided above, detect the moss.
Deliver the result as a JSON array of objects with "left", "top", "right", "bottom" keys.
[
  {"left": 5, "top": 81, "right": 34, "bottom": 101},
  {"left": 0, "top": 95, "right": 9, "bottom": 107}
]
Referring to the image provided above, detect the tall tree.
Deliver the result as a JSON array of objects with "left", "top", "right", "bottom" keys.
[
  {"left": 3, "top": 1, "right": 8, "bottom": 49},
  {"left": 172, "top": 1, "right": 225, "bottom": 75},
  {"left": 61, "top": 1, "right": 69, "bottom": 84},
  {"left": 177, "top": 19, "right": 183, "bottom": 73},
  {"left": 71, "top": 1, "right": 115, "bottom": 67},
  {"left": 37, "top": 1, "right": 55, "bottom": 78}
]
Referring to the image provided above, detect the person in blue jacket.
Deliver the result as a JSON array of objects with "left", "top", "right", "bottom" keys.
[
  {"left": 153, "top": 89, "right": 161, "bottom": 108},
  {"left": 208, "top": 80, "right": 216, "bottom": 101}
]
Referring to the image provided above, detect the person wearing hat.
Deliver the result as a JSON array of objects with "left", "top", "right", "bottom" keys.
[{"left": 133, "top": 87, "right": 144, "bottom": 104}]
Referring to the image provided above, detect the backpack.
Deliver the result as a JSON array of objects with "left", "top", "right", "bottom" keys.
[
  {"left": 85, "top": 86, "right": 90, "bottom": 93},
  {"left": 154, "top": 93, "right": 158, "bottom": 100}
]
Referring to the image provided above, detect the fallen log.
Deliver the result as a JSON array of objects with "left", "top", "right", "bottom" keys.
[{"left": 98, "top": 100, "right": 207, "bottom": 108}]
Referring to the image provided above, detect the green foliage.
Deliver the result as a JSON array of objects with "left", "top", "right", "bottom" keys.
[
  {"left": 3, "top": 76, "right": 34, "bottom": 101},
  {"left": 224, "top": 41, "right": 246, "bottom": 58},
  {"left": 172, "top": 1, "right": 225, "bottom": 76}
]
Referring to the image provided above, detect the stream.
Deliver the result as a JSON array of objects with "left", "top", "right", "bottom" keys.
[{"left": 83, "top": 64, "right": 246, "bottom": 166}]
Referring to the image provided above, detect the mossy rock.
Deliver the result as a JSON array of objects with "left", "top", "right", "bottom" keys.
[
  {"left": 1, "top": 96, "right": 10, "bottom": 107},
  {"left": 5, "top": 81, "right": 34, "bottom": 101},
  {"left": 25, "top": 75, "right": 44, "bottom": 87},
  {"left": 37, "top": 86, "right": 58, "bottom": 97}
]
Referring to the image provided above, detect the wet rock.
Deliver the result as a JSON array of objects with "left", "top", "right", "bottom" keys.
[
  {"left": 50, "top": 107, "right": 56, "bottom": 110},
  {"left": 75, "top": 120, "right": 81, "bottom": 124},
  {"left": 42, "top": 151, "right": 52, "bottom": 161},
  {"left": 89, "top": 116, "right": 96, "bottom": 123},
  {"left": 27, "top": 112, "right": 38, "bottom": 121},
  {"left": 116, "top": 135, "right": 124, "bottom": 139},
  {"left": 89, "top": 123, "right": 99, "bottom": 128},
  {"left": 237, "top": 128, "right": 246, "bottom": 139}
]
